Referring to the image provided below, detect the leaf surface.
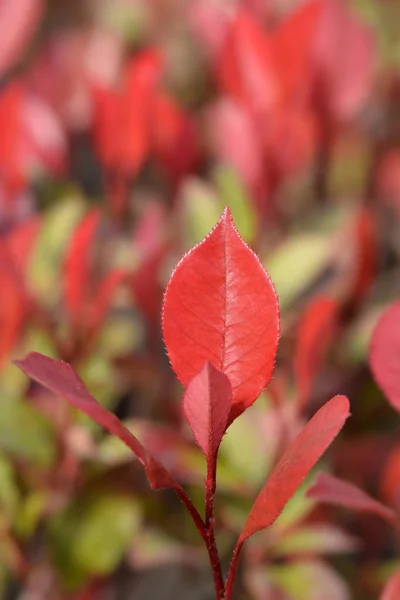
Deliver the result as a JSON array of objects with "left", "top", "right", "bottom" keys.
[
  {"left": 381, "top": 571, "right": 400, "bottom": 600},
  {"left": 307, "top": 473, "right": 397, "bottom": 524},
  {"left": 162, "top": 207, "right": 279, "bottom": 420},
  {"left": 294, "top": 296, "right": 339, "bottom": 408},
  {"left": 370, "top": 301, "right": 400, "bottom": 413},
  {"left": 14, "top": 352, "right": 180, "bottom": 492},
  {"left": 238, "top": 395, "right": 350, "bottom": 543},
  {"left": 183, "top": 361, "right": 232, "bottom": 459}
]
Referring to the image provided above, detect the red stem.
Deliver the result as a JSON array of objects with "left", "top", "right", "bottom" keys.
[
  {"left": 224, "top": 542, "right": 243, "bottom": 600},
  {"left": 205, "top": 456, "right": 225, "bottom": 599}
]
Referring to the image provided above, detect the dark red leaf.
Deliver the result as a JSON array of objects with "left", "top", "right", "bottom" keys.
[
  {"left": 14, "top": 352, "right": 180, "bottom": 493},
  {"left": 294, "top": 296, "right": 339, "bottom": 408},
  {"left": 381, "top": 445, "right": 400, "bottom": 509},
  {"left": 370, "top": 301, "right": 400, "bottom": 413},
  {"left": 348, "top": 207, "right": 377, "bottom": 305},
  {"left": 307, "top": 473, "right": 397, "bottom": 525},
  {"left": 238, "top": 395, "right": 350, "bottom": 544},
  {"left": 162, "top": 207, "right": 279, "bottom": 421},
  {"left": 64, "top": 208, "right": 100, "bottom": 326},
  {"left": 381, "top": 571, "right": 400, "bottom": 600},
  {"left": 0, "top": 0, "right": 44, "bottom": 77},
  {"left": 183, "top": 361, "right": 232, "bottom": 459}
]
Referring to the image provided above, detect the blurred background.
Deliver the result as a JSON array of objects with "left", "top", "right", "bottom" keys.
[{"left": 0, "top": 0, "right": 400, "bottom": 598}]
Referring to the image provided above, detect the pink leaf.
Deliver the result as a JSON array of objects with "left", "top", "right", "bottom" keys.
[
  {"left": 183, "top": 361, "right": 232, "bottom": 459},
  {"left": 381, "top": 571, "right": 400, "bottom": 600},
  {"left": 14, "top": 352, "right": 181, "bottom": 492},
  {"left": 162, "top": 207, "right": 279, "bottom": 421},
  {"left": 370, "top": 301, "right": 400, "bottom": 413},
  {"left": 307, "top": 473, "right": 397, "bottom": 525},
  {"left": 0, "top": 0, "right": 44, "bottom": 77},
  {"left": 64, "top": 209, "right": 100, "bottom": 326},
  {"left": 294, "top": 296, "right": 339, "bottom": 408},
  {"left": 238, "top": 395, "right": 350, "bottom": 543}
]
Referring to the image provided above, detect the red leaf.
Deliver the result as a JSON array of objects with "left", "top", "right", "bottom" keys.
[
  {"left": 272, "top": 0, "right": 323, "bottom": 101},
  {"left": 0, "top": 81, "right": 25, "bottom": 191},
  {"left": 294, "top": 296, "right": 339, "bottom": 408},
  {"left": 381, "top": 445, "right": 400, "bottom": 509},
  {"left": 370, "top": 301, "right": 400, "bottom": 413},
  {"left": 14, "top": 352, "right": 179, "bottom": 492},
  {"left": 121, "top": 50, "right": 163, "bottom": 174},
  {"left": 0, "top": 269, "right": 25, "bottom": 366},
  {"left": 0, "top": 0, "right": 44, "bottom": 77},
  {"left": 64, "top": 209, "right": 100, "bottom": 326},
  {"left": 307, "top": 473, "right": 397, "bottom": 525},
  {"left": 162, "top": 207, "right": 279, "bottom": 420},
  {"left": 238, "top": 395, "right": 350, "bottom": 543},
  {"left": 381, "top": 571, "right": 400, "bottom": 600},
  {"left": 152, "top": 92, "right": 199, "bottom": 181},
  {"left": 183, "top": 361, "right": 232, "bottom": 459},
  {"left": 348, "top": 207, "right": 377, "bottom": 305},
  {"left": 218, "top": 10, "right": 279, "bottom": 119}
]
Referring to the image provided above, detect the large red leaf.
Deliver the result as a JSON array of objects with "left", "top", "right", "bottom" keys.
[
  {"left": 0, "top": 0, "right": 44, "bottom": 77},
  {"left": 183, "top": 361, "right": 232, "bottom": 459},
  {"left": 294, "top": 296, "right": 339, "bottom": 408},
  {"left": 64, "top": 209, "right": 100, "bottom": 326},
  {"left": 238, "top": 395, "right": 350, "bottom": 543},
  {"left": 13, "top": 351, "right": 204, "bottom": 531},
  {"left": 162, "top": 207, "right": 279, "bottom": 420},
  {"left": 370, "top": 301, "right": 400, "bottom": 413},
  {"left": 307, "top": 473, "right": 397, "bottom": 525},
  {"left": 381, "top": 571, "right": 400, "bottom": 600}
]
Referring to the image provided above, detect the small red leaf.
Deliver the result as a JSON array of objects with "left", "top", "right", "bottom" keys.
[
  {"left": 183, "top": 361, "right": 232, "bottom": 459},
  {"left": 0, "top": 269, "right": 25, "bottom": 366},
  {"left": 370, "top": 301, "right": 400, "bottom": 413},
  {"left": 14, "top": 352, "right": 177, "bottom": 492},
  {"left": 381, "top": 571, "right": 400, "bottom": 600},
  {"left": 307, "top": 473, "right": 397, "bottom": 525},
  {"left": 238, "top": 395, "right": 350, "bottom": 543},
  {"left": 162, "top": 207, "right": 279, "bottom": 420},
  {"left": 64, "top": 209, "right": 100, "bottom": 325},
  {"left": 294, "top": 296, "right": 339, "bottom": 408}
]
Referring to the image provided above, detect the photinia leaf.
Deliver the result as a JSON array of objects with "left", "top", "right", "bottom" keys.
[
  {"left": 370, "top": 301, "right": 400, "bottom": 413},
  {"left": 0, "top": 269, "right": 25, "bottom": 366},
  {"left": 238, "top": 395, "right": 350, "bottom": 544},
  {"left": 183, "top": 361, "right": 232, "bottom": 460},
  {"left": 380, "top": 445, "right": 400, "bottom": 509},
  {"left": 347, "top": 207, "right": 377, "bottom": 305},
  {"left": 13, "top": 352, "right": 196, "bottom": 503},
  {"left": 64, "top": 208, "right": 100, "bottom": 326},
  {"left": 307, "top": 473, "right": 397, "bottom": 525},
  {"left": 381, "top": 571, "right": 400, "bottom": 600},
  {"left": 294, "top": 296, "right": 339, "bottom": 409},
  {"left": 162, "top": 207, "right": 279, "bottom": 421},
  {"left": 0, "top": 0, "right": 44, "bottom": 77}
]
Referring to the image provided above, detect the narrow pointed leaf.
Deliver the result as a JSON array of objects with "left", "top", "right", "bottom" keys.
[
  {"left": 239, "top": 395, "right": 350, "bottom": 543},
  {"left": 381, "top": 571, "right": 400, "bottom": 600},
  {"left": 370, "top": 301, "right": 400, "bottom": 413},
  {"left": 307, "top": 473, "right": 397, "bottom": 524},
  {"left": 162, "top": 207, "right": 279, "bottom": 420},
  {"left": 183, "top": 361, "right": 232, "bottom": 459},
  {"left": 14, "top": 353, "right": 179, "bottom": 493},
  {"left": 294, "top": 296, "right": 339, "bottom": 408}
]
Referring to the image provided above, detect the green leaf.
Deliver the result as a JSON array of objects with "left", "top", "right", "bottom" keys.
[
  {"left": 0, "top": 399, "right": 56, "bottom": 468},
  {"left": 0, "top": 454, "right": 19, "bottom": 519},
  {"left": 214, "top": 166, "right": 256, "bottom": 243},
  {"left": 181, "top": 178, "right": 222, "bottom": 247},
  {"left": 269, "top": 560, "right": 350, "bottom": 600}
]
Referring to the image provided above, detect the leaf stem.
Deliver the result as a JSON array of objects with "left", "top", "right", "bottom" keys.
[
  {"left": 224, "top": 541, "right": 243, "bottom": 600},
  {"left": 205, "top": 457, "right": 225, "bottom": 599}
]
